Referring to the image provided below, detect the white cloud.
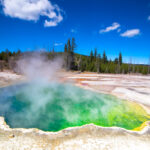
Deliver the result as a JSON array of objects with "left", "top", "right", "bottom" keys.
[
  {"left": 54, "top": 43, "right": 63, "bottom": 46},
  {"left": 99, "top": 22, "right": 120, "bottom": 33},
  {"left": 120, "top": 29, "right": 140, "bottom": 38},
  {"left": 44, "top": 14, "right": 63, "bottom": 27},
  {"left": 148, "top": 16, "right": 150, "bottom": 21},
  {"left": 0, "top": 0, "right": 63, "bottom": 27}
]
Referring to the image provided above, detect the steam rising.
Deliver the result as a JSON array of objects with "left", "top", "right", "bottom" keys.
[
  {"left": 16, "top": 52, "right": 63, "bottom": 81},
  {"left": 0, "top": 52, "right": 149, "bottom": 131}
]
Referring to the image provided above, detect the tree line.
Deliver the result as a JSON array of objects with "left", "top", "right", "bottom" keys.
[
  {"left": 63, "top": 38, "right": 150, "bottom": 75},
  {"left": 0, "top": 38, "right": 150, "bottom": 75},
  {"left": 0, "top": 49, "right": 21, "bottom": 71}
]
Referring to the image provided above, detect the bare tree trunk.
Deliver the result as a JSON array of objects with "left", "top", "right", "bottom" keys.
[{"left": 0, "top": 61, "right": 4, "bottom": 71}]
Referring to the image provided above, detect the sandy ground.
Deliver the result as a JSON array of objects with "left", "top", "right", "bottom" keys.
[
  {"left": 0, "top": 71, "right": 150, "bottom": 150},
  {"left": 0, "top": 71, "right": 24, "bottom": 87}
]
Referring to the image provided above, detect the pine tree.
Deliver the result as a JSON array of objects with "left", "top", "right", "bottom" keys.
[
  {"left": 90, "top": 50, "right": 94, "bottom": 62},
  {"left": 70, "top": 38, "right": 76, "bottom": 69},
  {"left": 64, "top": 44, "right": 68, "bottom": 53},
  {"left": 78, "top": 55, "right": 82, "bottom": 71},
  {"left": 67, "top": 39, "right": 71, "bottom": 53},
  {"left": 94, "top": 48, "right": 97, "bottom": 60},
  {"left": 102, "top": 51, "right": 107, "bottom": 64},
  {"left": 67, "top": 39, "right": 71, "bottom": 70},
  {"left": 96, "top": 54, "right": 101, "bottom": 73},
  {"left": 71, "top": 38, "right": 76, "bottom": 52},
  {"left": 64, "top": 44, "right": 68, "bottom": 69},
  {"left": 119, "top": 52, "right": 122, "bottom": 65}
]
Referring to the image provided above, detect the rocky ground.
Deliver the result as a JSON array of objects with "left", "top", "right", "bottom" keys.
[{"left": 0, "top": 71, "right": 150, "bottom": 150}]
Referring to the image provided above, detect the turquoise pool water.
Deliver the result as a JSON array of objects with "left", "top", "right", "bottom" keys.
[{"left": 0, "top": 82, "right": 149, "bottom": 131}]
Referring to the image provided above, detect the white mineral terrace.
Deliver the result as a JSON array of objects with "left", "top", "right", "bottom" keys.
[
  {"left": 0, "top": 71, "right": 150, "bottom": 150},
  {"left": 0, "top": 116, "right": 150, "bottom": 150},
  {"left": 0, "top": 71, "right": 24, "bottom": 87},
  {"left": 67, "top": 73, "right": 150, "bottom": 108}
]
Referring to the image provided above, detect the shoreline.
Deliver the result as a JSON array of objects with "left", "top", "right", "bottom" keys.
[
  {"left": 65, "top": 72, "right": 150, "bottom": 113},
  {"left": 0, "top": 116, "right": 150, "bottom": 149},
  {"left": 1, "top": 71, "right": 150, "bottom": 121},
  {"left": 75, "top": 82, "right": 150, "bottom": 115},
  {"left": 1, "top": 70, "right": 150, "bottom": 117},
  {"left": 0, "top": 71, "right": 150, "bottom": 149}
]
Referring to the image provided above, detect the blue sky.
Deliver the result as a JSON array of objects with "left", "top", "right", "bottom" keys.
[{"left": 0, "top": 0, "right": 150, "bottom": 64}]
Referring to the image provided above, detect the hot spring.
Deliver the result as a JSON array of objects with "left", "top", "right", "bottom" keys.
[{"left": 0, "top": 81, "right": 149, "bottom": 132}]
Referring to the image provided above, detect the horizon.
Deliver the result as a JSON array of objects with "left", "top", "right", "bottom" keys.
[{"left": 0, "top": 0, "right": 150, "bottom": 64}]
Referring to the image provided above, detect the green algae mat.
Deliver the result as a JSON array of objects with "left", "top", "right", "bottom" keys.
[{"left": 0, "top": 81, "right": 149, "bottom": 131}]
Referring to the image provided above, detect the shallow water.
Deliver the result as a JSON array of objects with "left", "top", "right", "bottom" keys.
[{"left": 0, "top": 81, "right": 149, "bottom": 131}]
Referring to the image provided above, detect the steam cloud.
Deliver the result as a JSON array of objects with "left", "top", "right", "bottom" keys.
[
  {"left": 16, "top": 52, "right": 63, "bottom": 81},
  {"left": 0, "top": 52, "right": 108, "bottom": 130},
  {"left": 0, "top": 52, "right": 148, "bottom": 131},
  {"left": 0, "top": 52, "right": 65, "bottom": 128}
]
